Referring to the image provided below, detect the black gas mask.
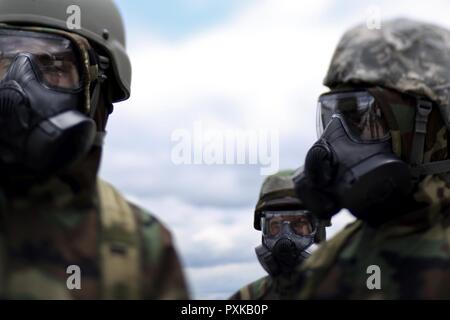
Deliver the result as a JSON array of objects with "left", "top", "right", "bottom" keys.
[
  {"left": 0, "top": 28, "right": 97, "bottom": 175},
  {"left": 294, "top": 89, "right": 450, "bottom": 224},
  {"left": 255, "top": 210, "right": 316, "bottom": 276}
]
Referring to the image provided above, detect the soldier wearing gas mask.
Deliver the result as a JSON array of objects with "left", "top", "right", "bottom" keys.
[
  {"left": 0, "top": 0, "right": 188, "bottom": 299},
  {"left": 293, "top": 18, "right": 450, "bottom": 299},
  {"left": 230, "top": 170, "right": 329, "bottom": 300}
]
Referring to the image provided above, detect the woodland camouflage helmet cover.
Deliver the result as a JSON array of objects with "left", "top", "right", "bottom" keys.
[
  {"left": 324, "top": 18, "right": 450, "bottom": 130},
  {"left": 0, "top": 0, "right": 131, "bottom": 103}
]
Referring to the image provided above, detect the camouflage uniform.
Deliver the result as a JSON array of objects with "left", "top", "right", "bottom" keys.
[
  {"left": 0, "top": 152, "right": 189, "bottom": 300},
  {"left": 294, "top": 18, "right": 450, "bottom": 299},
  {"left": 295, "top": 175, "right": 450, "bottom": 299}
]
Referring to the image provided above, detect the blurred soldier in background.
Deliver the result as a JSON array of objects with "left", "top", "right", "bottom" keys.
[
  {"left": 0, "top": 0, "right": 188, "bottom": 299},
  {"left": 294, "top": 18, "right": 450, "bottom": 299},
  {"left": 230, "top": 170, "right": 329, "bottom": 300}
]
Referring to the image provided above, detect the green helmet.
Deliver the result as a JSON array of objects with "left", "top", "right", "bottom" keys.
[{"left": 0, "top": 0, "right": 131, "bottom": 103}]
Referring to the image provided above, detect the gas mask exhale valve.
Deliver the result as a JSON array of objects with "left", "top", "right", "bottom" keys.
[{"left": 0, "top": 29, "right": 96, "bottom": 175}]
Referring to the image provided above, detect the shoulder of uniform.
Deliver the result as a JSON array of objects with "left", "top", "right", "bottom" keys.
[
  {"left": 230, "top": 276, "right": 272, "bottom": 300},
  {"left": 300, "top": 220, "right": 363, "bottom": 271},
  {"left": 128, "top": 201, "right": 159, "bottom": 228},
  {"left": 289, "top": 221, "right": 363, "bottom": 300},
  {"left": 128, "top": 200, "right": 177, "bottom": 262},
  {"left": 97, "top": 179, "right": 174, "bottom": 249},
  {"left": 128, "top": 201, "right": 170, "bottom": 234}
]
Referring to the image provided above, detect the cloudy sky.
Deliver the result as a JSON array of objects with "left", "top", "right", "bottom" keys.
[{"left": 100, "top": 0, "right": 450, "bottom": 299}]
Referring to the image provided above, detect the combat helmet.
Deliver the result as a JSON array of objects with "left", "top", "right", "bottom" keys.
[
  {"left": 324, "top": 18, "right": 450, "bottom": 175},
  {"left": 0, "top": 0, "right": 131, "bottom": 103}
]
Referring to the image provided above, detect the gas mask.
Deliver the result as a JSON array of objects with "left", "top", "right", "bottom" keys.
[
  {"left": 294, "top": 89, "right": 450, "bottom": 224},
  {"left": 255, "top": 210, "right": 316, "bottom": 277},
  {"left": 0, "top": 27, "right": 104, "bottom": 175}
]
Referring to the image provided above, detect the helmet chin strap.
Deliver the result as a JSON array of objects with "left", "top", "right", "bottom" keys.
[
  {"left": 410, "top": 98, "right": 450, "bottom": 178},
  {"left": 88, "top": 51, "right": 110, "bottom": 148}
]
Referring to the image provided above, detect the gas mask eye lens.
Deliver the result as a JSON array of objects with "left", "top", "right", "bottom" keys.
[
  {"left": 37, "top": 52, "right": 53, "bottom": 66},
  {"left": 36, "top": 52, "right": 81, "bottom": 90},
  {"left": 0, "top": 29, "right": 82, "bottom": 90},
  {"left": 268, "top": 220, "right": 281, "bottom": 236},
  {"left": 290, "top": 216, "right": 313, "bottom": 236},
  {"left": 264, "top": 211, "right": 315, "bottom": 237},
  {"left": 317, "top": 91, "right": 390, "bottom": 142}
]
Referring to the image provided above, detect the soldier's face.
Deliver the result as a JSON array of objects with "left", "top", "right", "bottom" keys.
[{"left": 268, "top": 215, "right": 313, "bottom": 236}]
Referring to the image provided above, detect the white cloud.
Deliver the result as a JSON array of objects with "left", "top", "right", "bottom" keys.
[
  {"left": 128, "top": 196, "right": 260, "bottom": 267},
  {"left": 102, "top": 0, "right": 340, "bottom": 206}
]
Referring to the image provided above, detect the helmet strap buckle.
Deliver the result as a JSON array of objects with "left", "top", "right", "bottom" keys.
[
  {"left": 407, "top": 98, "right": 450, "bottom": 179},
  {"left": 410, "top": 98, "right": 433, "bottom": 167}
]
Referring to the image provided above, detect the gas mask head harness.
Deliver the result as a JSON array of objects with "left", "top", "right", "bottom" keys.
[
  {"left": 0, "top": 25, "right": 109, "bottom": 175},
  {"left": 294, "top": 87, "right": 450, "bottom": 224},
  {"left": 256, "top": 209, "right": 317, "bottom": 277}
]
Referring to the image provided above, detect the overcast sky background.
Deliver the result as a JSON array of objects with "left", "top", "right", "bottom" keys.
[{"left": 100, "top": 0, "right": 450, "bottom": 299}]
